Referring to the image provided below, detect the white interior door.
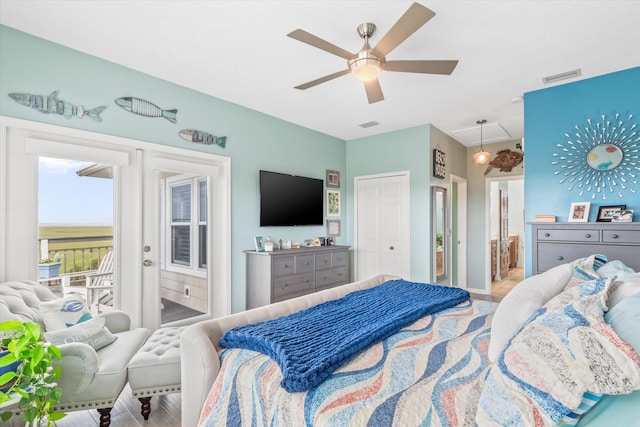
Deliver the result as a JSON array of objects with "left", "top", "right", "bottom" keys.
[{"left": 355, "top": 172, "right": 410, "bottom": 280}]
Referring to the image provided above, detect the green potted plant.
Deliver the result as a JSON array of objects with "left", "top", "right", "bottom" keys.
[
  {"left": 38, "top": 252, "right": 64, "bottom": 279},
  {"left": 0, "top": 320, "right": 65, "bottom": 426}
]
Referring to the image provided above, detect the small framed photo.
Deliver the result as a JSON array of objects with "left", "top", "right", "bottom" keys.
[
  {"left": 326, "top": 170, "right": 340, "bottom": 188},
  {"left": 327, "top": 219, "right": 341, "bottom": 237},
  {"left": 597, "top": 204, "right": 627, "bottom": 222},
  {"left": 281, "top": 239, "right": 292, "bottom": 250},
  {"left": 611, "top": 209, "right": 633, "bottom": 223},
  {"left": 568, "top": 202, "right": 590, "bottom": 222},
  {"left": 327, "top": 190, "right": 340, "bottom": 216},
  {"left": 253, "top": 236, "right": 265, "bottom": 252}
]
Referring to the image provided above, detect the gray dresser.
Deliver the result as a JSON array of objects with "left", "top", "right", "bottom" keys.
[
  {"left": 245, "top": 245, "right": 350, "bottom": 309},
  {"left": 530, "top": 222, "right": 640, "bottom": 274}
]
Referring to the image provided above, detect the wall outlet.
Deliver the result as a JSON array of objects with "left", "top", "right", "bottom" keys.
[{"left": 184, "top": 285, "right": 191, "bottom": 299}]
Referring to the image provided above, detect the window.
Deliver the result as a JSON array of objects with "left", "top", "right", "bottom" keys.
[{"left": 165, "top": 175, "right": 207, "bottom": 276}]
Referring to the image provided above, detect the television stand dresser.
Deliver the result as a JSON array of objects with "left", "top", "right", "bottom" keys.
[
  {"left": 530, "top": 222, "right": 640, "bottom": 274},
  {"left": 245, "top": 245, "right": 350, "bottom": 309}
]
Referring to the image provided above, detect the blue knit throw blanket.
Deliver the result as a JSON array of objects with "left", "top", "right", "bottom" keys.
[{"left": 219, "top": 280, "right": 470, "bottom": 392}]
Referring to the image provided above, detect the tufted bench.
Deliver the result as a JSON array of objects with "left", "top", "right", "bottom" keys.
[{"left": 128, "top": 326, "right": 185, "bottom": 420}]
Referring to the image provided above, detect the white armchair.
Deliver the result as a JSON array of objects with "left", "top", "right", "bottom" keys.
[{"left": 0, "top": 280, "right": 150, "bottom": 427}]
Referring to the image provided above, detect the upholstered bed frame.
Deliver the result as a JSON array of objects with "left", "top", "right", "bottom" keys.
[{"left": 180, "top": 274, "right": 398, "bottom": 427}]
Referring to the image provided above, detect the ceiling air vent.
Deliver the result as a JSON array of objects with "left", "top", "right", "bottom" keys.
[
  {"left": 542, "top": 68, "right": 582, "bottom": 84},
  {"left": 359, "top": 121, "right": 380, "bottom": 128}
]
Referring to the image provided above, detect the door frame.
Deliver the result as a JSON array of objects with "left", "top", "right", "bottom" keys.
[
  {"left": 484, "top": 175, "right": 523, "bottom": 294},
  {"left": 353, "top": 170, "right": 411, "bottom": 281},
  {"left": 0, "top": 116, "right": 231, "bottom": 328},
  {"left": 450, "top": 174, "right": 467, "bottom": 289}
]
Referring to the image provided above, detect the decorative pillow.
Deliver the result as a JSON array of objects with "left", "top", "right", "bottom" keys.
[
  {"left": 606, "top": 273, "right": 640, "bottom": 309},
  {"left": 563, "top": 254, "right": 607, "bottom": 290},
  {"left": 575, "top": 292, "right": 640, "bottom": 426},
  {"left": 476, "top": 277, "right": 640, "bottom": 426},
  {"left": 39, "top": 295, "right": 92, "bottom": 331},
  {"left": 488, "top": 262, "right": 575, "bottom": 362},
  {"left": 44, "top": 316, "right": 117, "bottom": 351},
  {"left": 597, "top": 260, "right": 636, "bottom": 280}
]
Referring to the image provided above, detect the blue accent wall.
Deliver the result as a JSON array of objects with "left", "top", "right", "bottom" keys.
[{"left": 524, "top": 66, "right": 640, "bottom": 275}]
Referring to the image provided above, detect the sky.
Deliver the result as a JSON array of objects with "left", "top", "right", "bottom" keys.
[{"left": 38, "top": 157, "right": 113, "bottom": 224}]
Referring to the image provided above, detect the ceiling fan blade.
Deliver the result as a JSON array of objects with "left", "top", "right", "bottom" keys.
[
  {"left": 385, "top": 60, "right": 459, "bottom": 75},
  {"left": 372, "top": 2, "right": 436, "bottom": 57},
  {"left": 364, "top": 79, "right": 384, "bottom": 104},
  {"left": 294, "top": 69, "right": 350, "bottom": 90},
  {"left": 287, "top": 29, "right": 354, "bottom": 60}
]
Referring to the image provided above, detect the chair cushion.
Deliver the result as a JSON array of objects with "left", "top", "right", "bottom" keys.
[
  {"left": 40, "top": 295, "right": 92, "bottom": 331},
  {"left": 44, "top": 316, "right": 117, "bottom": 351}
]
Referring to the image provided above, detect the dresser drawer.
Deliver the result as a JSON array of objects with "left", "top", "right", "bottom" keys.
[
  {"left": 295, "top": 255, "right": 315, "bottom": 273},
  {"left": 602, "top": 229, "right": 640, "bottom": 244},
  {"left": 332, "top": 251, "right": 349, "bottom": 267},
  {"left": 273, "top": 272, "right": 314, "bottom": 298},
  {"left": 537, "top": 229, "right": 599, "bottom": 242},
  {"left": 315, "top": 266, "right": 348, "bottom": 290},
  {"left": 272, "top": 256, "right": 295, "bottom": 277},
  {"left": 537, "top": 242, "right": 640, "bottom": 273},
  {"left": 315, "top": 253, "right": 332, "bottom": 270}
]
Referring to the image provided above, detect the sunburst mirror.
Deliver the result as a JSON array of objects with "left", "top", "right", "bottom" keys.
[{"left": 552, "top": 113, "right": 640, "bottom": 199}]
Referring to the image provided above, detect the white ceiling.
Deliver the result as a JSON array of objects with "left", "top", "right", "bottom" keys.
[{"left": 1, "top": 1, "right": 639, "bottom": 145}]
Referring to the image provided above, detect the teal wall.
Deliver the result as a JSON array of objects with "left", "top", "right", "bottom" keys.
[
  {"left": 524, "top": 66, "right": 640, "bottom": 275},
  {"left": 0, "top": 25, "right": 346, "bottom": 313},
  {"left": 345, "top": 125, "right": 466, "bottom": 283}
]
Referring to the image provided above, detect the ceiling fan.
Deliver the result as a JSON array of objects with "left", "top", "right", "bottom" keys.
[{"left": 287, "top": 2, "right": 458, "bottom": 104}]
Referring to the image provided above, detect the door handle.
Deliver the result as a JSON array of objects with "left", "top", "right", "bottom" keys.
[
  {"left": 143, "top": 259, "right": 152, "bottom": 267},
  {"left": 389, "top": 246, "right": 394, "bottom": 250}
]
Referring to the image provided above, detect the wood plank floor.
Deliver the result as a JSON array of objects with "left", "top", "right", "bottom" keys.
[{"left": 2, "top": 384, "right": 182, "bottom": 427}]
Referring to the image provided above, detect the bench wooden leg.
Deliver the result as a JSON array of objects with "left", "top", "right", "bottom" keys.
[{"left": 139, "top": 396, "right": 152, "bottom": 420}]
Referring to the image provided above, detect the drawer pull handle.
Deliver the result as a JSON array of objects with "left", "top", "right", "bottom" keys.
[
  {"left": 544, "top": 233, "right": 550, "bottom": 237},
  {"left": 557, "top": 256, "right": 564, "bottom": 261},
  {"left": 612, "top": 234, "right": 620, "bottom": 239},
  {"left": 305, "top": 262, "right": 309, "bottom": 265},
  {"left": 585, "top": 233, "right": 591, "bottom": 238}
]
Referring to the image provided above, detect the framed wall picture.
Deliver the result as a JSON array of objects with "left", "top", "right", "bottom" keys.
[
  {"left": 327, "top": 219, "right": 341, "bottom": 236},
  {"left": 253, "top": 236, "right": 265, "bottom": 252},
  {"left": 433, "top": 147, "right": 446, "bottom": 179},
  {"left": 611, "top": 209, "right": 633, "bottom": 223},
  {"left": 327, "top": 190, "right": 340, "bottom": 216},
  {"left": 568, "top": 202, "right": 590, "bottom": 222},
  {"left": 597, "top": 204, "right": 627, "bottom": 222},
  {"left": 326, "top": 169, "right": 340, "bottom": 188}
]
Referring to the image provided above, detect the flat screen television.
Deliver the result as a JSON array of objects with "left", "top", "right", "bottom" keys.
[{"left": 259, "top": 170, "right": 323, "bottom": 226}]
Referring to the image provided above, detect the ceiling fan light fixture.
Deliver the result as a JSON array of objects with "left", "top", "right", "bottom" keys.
[{"left": 349, "top": 52, "right": 384, "bottom": 82}]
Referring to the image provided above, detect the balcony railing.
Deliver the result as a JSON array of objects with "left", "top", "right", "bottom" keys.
[{"left": 39, "top": 236, "right": 112, "bottom": 286}]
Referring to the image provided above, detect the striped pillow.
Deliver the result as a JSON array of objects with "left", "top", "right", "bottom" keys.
[{"left": 560, "top": 392, "right": 602, "bottom": 425}]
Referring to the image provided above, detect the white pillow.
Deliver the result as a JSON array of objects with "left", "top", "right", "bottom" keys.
[
  {"left": 488, "top": 262, "right": 573, "bottom": 361},
  {"left": 39, "top": 295, "right": 93, "bottom": 331},
  {"left": 597, "top": 260, "right": 636, "bottom": 280},
  {"left": 607, "top": 273, "right": 640, "bottom": 309},
  {"left": 44, "top": 316, "right": 117, "bottom": 351}
]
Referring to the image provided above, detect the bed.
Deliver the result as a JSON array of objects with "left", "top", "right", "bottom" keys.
[{"left": 181, "top": 257, "right": 640, "bottom": 427}]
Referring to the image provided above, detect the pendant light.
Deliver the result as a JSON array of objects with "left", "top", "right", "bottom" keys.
[{"left": 473, "top": 119, "right": 491, "bottom": 165}]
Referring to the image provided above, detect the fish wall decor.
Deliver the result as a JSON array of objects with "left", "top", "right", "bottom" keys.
[
  {"left": 115, "top": 97, "right": 177, "bottom": 123},
  {"left": 179, "top": 129, "right": 226, "bottom": 148},
  {"left": 8, "top": 91, "right": 106, "bottom": 121}
]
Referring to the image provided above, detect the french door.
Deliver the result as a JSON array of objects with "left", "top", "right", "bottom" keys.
[{"left": 0, "top": 117, "right": 230, "bottom": 329}]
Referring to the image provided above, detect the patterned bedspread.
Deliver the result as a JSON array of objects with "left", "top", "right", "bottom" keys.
[{"left": 199, "top": 299, "right": 494, "bottom": 427}]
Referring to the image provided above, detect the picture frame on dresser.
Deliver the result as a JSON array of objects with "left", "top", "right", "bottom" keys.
[
  {"left": 597, "top": 204, "right": 626, "bottom": 222},
  {"left": 254, "top": 236, "right": 265, "bottom": 252},
  {"left": 568, "top": 201, "right": 590, "bottom": 222}
]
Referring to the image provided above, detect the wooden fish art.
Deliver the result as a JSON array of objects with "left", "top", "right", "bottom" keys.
[
  {"left": 179, "top": 129, "right": 226, "bottom": 148},
  {"left": 484, "top": 149, "right": 524, "bottom": 175},
  {"left": 115, "top": 97, "right": 177, "bottom": 122},
  {"left": 8, "top": 91, "right": 106, "bottom": 121}
]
